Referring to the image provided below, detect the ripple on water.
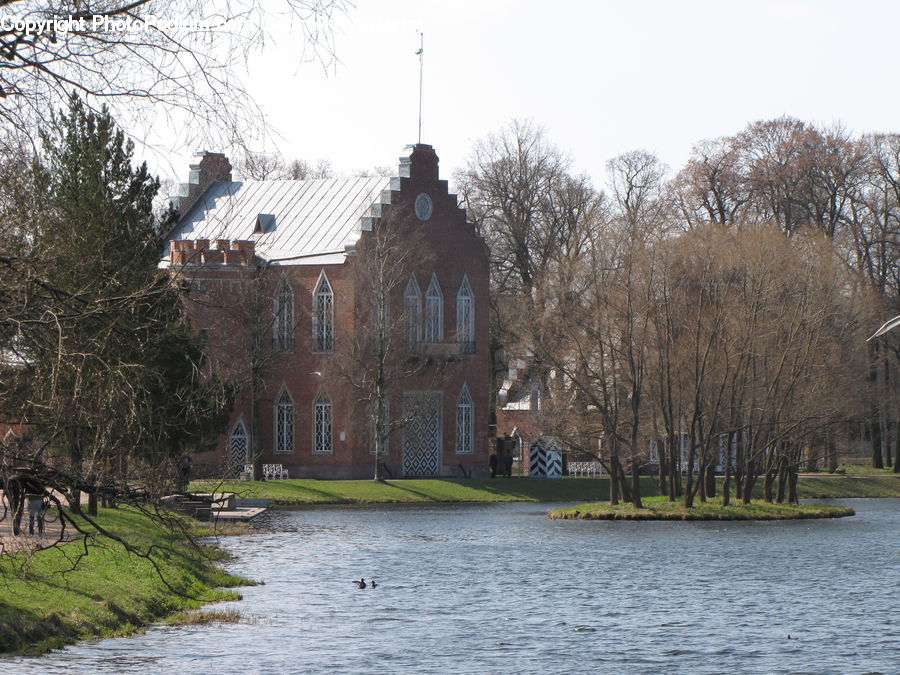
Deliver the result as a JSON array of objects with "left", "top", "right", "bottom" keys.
[{"left": 6, "top": 499, "right": 899, "bottom": 674}]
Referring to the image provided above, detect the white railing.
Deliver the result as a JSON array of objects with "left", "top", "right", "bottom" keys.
[
  {"left": 263, "top": 464, "right": 289, "bottom": 480},
  {"left": 568, "top": 461, "right": 604, "bottom": 477}
]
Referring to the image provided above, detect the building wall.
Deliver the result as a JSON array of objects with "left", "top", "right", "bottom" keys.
[{"left": 177, "top": 145, "right": 491, "bottom": 479}]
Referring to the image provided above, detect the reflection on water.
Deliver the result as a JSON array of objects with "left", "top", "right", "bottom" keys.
[{"left": 6, "top": 499, "right": 899, "bottom": 674}]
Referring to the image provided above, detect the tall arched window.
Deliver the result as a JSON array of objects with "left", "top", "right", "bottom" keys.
[
  {"left": 275, "top": 388, "right": 294, "bottom": 454},
  {"left": 404, "top": 276, "right": 421, "bottom": 348},
  {"left": 456, "top": 274, "right": 474, "bottom": 353},
  {"left": 313, "top": 392, "right": 333, "bottom": 454},
  {"left": 456, "top": 384, "right": 474, "bottom": 454},
  {"left": 424, "top": 273, "right": 443, "bottom": 342},
  {"left": 313, "top": 271, "right": 334, "bottom": 352},
  {"left": 274, "top": 281, "right": 294, "bottom": 352}
]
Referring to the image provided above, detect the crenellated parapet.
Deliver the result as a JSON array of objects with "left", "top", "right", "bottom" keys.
[{"left": 170, "top": 239, "right": 256, "bottom": 265}]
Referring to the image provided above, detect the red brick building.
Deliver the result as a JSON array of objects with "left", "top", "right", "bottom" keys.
[{"left": 163, "top": 144, "right": 491, "bottom": 479}]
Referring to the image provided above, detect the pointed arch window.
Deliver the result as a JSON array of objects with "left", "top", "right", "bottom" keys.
[
  {"left": 274, "top": 281, "right": 294, "bottom": 352},
  {"left": 275, "top": 388, "right": 294, "bottom": 454},
  {"left": 404, "top": 276, "right": 421, "bottom": 348},
  {"left": 227, "top": 419, "right": 249, "bottom": 477},
  {"left": 424, "top": 274, "right": 443, "bottom": 343},
  {"left": 456, "top": 384, "right": 474, "bottom": 454},
  {"left": 313, "top": 392, "right": 333, "bottom": 454},
  {"left": 313, "top": 271, "right": 334, "bottom": 352},
  {"left": 456, "top": 274, "right": 474, "bottom": 353}
]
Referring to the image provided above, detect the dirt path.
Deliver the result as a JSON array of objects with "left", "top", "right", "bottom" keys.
[{"left": 0, "top": 489, "right": 75, "bottom": 555}]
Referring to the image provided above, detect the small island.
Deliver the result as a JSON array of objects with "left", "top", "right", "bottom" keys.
[{"left": 548, "top": 496, "right": 855, "bottom": 521}]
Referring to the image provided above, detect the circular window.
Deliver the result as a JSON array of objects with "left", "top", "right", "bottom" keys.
[{"left": 414, "top": 192, "right": 433, "bottom": 221}]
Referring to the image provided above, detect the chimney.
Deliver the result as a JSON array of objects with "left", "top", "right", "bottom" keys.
[
  {"left": 177, "top": 151, "right": 233, "bottom": 213},
  {"left": 398, "top": 143, "right": 439, "bottom": 182}
]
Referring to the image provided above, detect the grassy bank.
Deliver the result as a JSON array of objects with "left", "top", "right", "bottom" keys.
[
  {"left": 195, "top": 473, "right": 899, "bottom": 506},
  {"left": 549, "top": 496, "right": 855, "bottom": 520},
  {"left": 0, "top": 507, "right": 249, "bottom": 655}
]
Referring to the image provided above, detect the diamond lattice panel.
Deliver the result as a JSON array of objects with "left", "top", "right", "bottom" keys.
[
  {"left": 227, "top": 423, "right": 248, "bottom": 478},
  {"left": 402, "top": 392, "right": 441, "bottom": 476}
]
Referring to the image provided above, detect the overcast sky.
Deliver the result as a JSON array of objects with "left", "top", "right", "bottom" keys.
[{"left": 159, "top": 0, "right": 900, "bottom": 190}]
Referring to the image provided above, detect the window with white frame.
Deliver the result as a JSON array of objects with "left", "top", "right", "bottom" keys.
[
  {"left": 313, "top": 271, "right": 334, "bottom": 352},
  {"left": 313, "top": 392, "right": 333, "bottom": 454},
  {"left": 404, "top": 276, "right": 421, "bottom": 348},
  {"left": 274, "top": 281, "right": 294, "bottom": 352},
  {"left": 424, "top": 274, "right": 443, "bottom": 342},
  {"left": 456, "top": 384, "right": 474, "bottom": 454},
  {"left": 456, "top": 274, "right": 474, "bottom": 353},
  {"left": 275, "top": 388, "right": 294, "bottom": 454}
]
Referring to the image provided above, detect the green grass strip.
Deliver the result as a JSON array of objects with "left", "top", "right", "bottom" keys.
[
  {"left": 549, "top": 496, "right": 856, "bottom": 520},
  {"left": 0, "top": 507, "right": 248, "bottom": 655},
  {"left": 195, "top": 474, "right": 899, "bottom": 506}
]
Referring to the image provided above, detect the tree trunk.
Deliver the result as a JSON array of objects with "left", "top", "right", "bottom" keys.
[
  {"left": 630, "top": 457, "right": 643, "bottom": 508},
  {"left": 894, "top": 411, "right": 900, "bottom": 474},
  {"left": 609, "top": 442, "right": 619, "bottom": 505},
  {"left": 722, "top": 467, "right": 731, "bottom": 507},
  {"left": 763, "top": 469, "right": 774, "bottom": 503},
  {"left": 742, "top": 471, "right": 756, "bottom": 504},
  {"left": 787, "top": 467, "right": 799, "bottom": 504},
  {"left": 616, "top": 459, "right": 632, "bottom": 503},
  {"left": 683, "top": 439, "right": 696, "bottom": 508},
  {"left": 775, "top": 459, "right": 787, "bottom": 504},
  {"left": 657, "top": 440, "right": 667, "bottom": 498},
  {"left": 827, "top": 431, "right": 838, "bottom": 473},
  {"left": 667, "top": 433, "right": 680, "bottom": 501},
  {"left": 87, "top": 491, "right": 99, "bottom": 516},
  {"left": 705, "top": 463, "right": 716, "bottom": 498},
  {"left": 871, "top": 417, "right": 884, "bottom": 469},
  {"left": 251, "top": 388, "right": 263, "bottom": 481}
]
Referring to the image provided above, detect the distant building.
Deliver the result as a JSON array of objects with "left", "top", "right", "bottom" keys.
[{"left": 163, "top": 144, "right": 491, "bottom": 479}]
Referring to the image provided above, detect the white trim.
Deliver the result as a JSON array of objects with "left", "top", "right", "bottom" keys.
[
  {"left": 424, "top": 273, "right": 443, "bottom": 342},
  {"left": 312, "top": 269, "right": 334, "bottom": 352},
  {"left": 274, "top": 387, "right": 294, "bottom": 454},
  {"left": 456, "top": 384, "right": 474, "bottom": 454},
  {"left": 313, "top": 390, "right": 333, "bottom": 454},
  {"left": 404, "top": 275, "right": 422, "bottom": 348},
  {"left": 456, "top": 274, "right": 474, "bottom": 350},
  {"left": 273, "top": 280, "right": 294, "bottom": 352}
]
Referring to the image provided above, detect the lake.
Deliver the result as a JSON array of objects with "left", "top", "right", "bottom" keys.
[{"left": 8, "top": 499, "right": 899, "bottom": 674}]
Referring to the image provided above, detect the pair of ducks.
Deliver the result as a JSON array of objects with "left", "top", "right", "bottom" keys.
[{"left": 353, "top": 578, "right": 377, "bottom": 589}]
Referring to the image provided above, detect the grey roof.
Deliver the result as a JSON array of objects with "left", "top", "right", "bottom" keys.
[{"left": 166, "top": 175, "right": 395, "bottom": 265}]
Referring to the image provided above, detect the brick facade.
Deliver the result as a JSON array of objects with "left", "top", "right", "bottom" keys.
[{"left": 170, "top": 145, "right": 491, "bottom": 479}]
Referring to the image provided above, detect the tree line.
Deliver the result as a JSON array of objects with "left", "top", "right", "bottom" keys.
[
  {"left": 0, "top": 95, "right": 229, "bottom": 548},
  {"left": 458, "top": 118, "right": 899, "bottom": 507}
]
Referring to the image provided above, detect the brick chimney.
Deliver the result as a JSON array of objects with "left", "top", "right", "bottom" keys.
[
  {"left": 177, "top": 151, "right": 232, "bottom": 213},
  {"left": 398, "top": 143, "right": 439, "bottom": 182}
]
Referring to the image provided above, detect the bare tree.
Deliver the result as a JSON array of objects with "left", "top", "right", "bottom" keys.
[
  {"left": 338, "top": 212, "right": 437, "bottom": 481},
  {"left": 0, "top": 0, "right": 350, "bottom": 148}
]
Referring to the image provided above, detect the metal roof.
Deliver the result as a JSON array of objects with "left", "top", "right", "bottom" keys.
[{"left": 165, "top": 175, "right": 394, "bottom": 265}]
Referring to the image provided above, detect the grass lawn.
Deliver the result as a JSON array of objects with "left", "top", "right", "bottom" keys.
[
  {"left": 194, "top": 473, "right": 899, "bottom": 506},
  {"left": 834, "top": 463, "right": 897, "bottom": 475},
  {"left": 549, "top": 496, "right": 856, "bottom": 520},
  {"left": 0, "top": 507, "right": 249, "bottom": 655},
  {"left": 193, "top": 476, "right": 641, "bottom": 505}
]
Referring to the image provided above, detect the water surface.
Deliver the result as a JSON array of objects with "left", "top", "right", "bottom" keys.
[{"left": 9, "top": 499, "right": 898, "bottom": 674}]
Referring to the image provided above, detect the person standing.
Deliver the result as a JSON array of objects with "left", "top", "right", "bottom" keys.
[
  {"left": 489, "top": 451, "right": 498, "bottom": 479},
  {"left": 27, "top": 490, "right": 45, "bottom": 535},
  {"left": 502, "top": 449, "right": 514, "bottom": 478}
]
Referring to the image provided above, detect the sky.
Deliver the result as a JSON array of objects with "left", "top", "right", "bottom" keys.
[{"left": 157, "top": 0, "right": 900, "bottom": 192}]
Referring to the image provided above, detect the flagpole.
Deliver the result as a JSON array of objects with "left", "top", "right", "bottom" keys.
[{"left": 417, "top": 31, "right": 424, "bottom": 144}]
